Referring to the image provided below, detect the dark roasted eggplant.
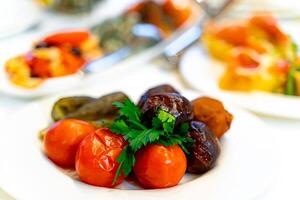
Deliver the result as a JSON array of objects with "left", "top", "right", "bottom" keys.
[
  {"left": 186, "top": 121, "right": 220, "bottom": 174},
  {"left": 138, "top": 84, "right": 179, "bottom": 107},
  {"left": 139, "top": 93, "right": 193, "bottom": 125}
]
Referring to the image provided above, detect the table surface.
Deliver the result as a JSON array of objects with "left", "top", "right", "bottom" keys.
[{"left": 1, "top": 1, "right": 300, "bottom": 199}]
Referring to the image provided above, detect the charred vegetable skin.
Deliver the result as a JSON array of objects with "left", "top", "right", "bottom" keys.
[
  {"left": 51, "top": 96, "right": 95, "bottom": 121},
  {"left": 138, "top": 84, "right": 179, "bottom": 107},
  {"left": 51, "top": 92, "right": 128, "bottom": 121},
  {"left": 186, "top": 121, "right": 220, "bottom": 173},
  {"left": 140, "top": 93, "right": 193, "bottom": 126}
]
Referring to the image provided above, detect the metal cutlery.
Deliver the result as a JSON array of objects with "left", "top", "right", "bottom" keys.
[
  {"left": 81, "top": 0, "right": 235, "bottom": 73},
  {"left": 163, "top": 0, "right": 235, "bottom": 66}
]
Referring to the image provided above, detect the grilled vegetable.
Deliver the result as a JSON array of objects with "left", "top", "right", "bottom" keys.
[
  {"left": 139, "top": 93, "right": 193, "bottom": 125},
  {"left": 186, "top": 121, "right": 220, "bottom": 174},
  {"left": 192, "top": 97, "right": 233, "bottom": 138},
  {"left": 76, "top": 128, "right": 126, "bottom": 187},
  {"left": 51, "top": 92, "right": 128, "bottom": 121},
  {"left": 138, "top": 84, "right": 179, "bottom": 107},
  {"left": 44, "top": 119, "right": 96, "bottom": 168},
  {"left": 52, "top": 96, "right": 96, "bottom": 121}
]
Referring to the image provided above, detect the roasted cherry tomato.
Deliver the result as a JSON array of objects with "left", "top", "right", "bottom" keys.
[
  {"left": 43, "top": 31, "right": 90, "bottom": 46},
  {"left": 44, "top": 119, "right": 95, "bottom": 168},
  {"left": 75, "top": 128, "right": 126, "bottom": 187},
  {"left": 133, "top": 144, "right": 187, "bottom": 189}
]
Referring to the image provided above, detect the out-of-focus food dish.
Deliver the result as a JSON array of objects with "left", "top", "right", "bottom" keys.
[
  {"left": 203, "top": 14, "right": 300, "bottom": 96},
  {"left": 40, "top": 84, "right": 233, "bottom": 189},
  {"left": 36, "top": 0, "right": 103, "bottom": 14},
  {"left": 4, "top": 0, "right": 196, "bottom": 89},
  {"left": 5, "top": 30, "right": 101, "bottom": 88},
  {"left": 124, "top": 0, "right": 193, "bottom": 37}
]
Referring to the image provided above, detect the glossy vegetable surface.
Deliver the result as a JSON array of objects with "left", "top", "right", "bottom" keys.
[
  {"left": 51, "top": 96, "right": 95, "bottom": 121},
  {"left": 133, "top": 144, "right": 186, "bottom": 189},
  {"left": 44, "top": 119, "right": 95, "bottom": 167},
  {"left": 51, "top": 92, "right": 128, "bottom": 121},
  {"left": 140, "top": 93, "right": 193, "bottom": 125},
  {"left": 138, "top": 84, "right": 179, "bottom": 107},
  {"left": 75, "top": 128, "right": 126, "bottom": 187},
  {"left": 186, "top": 121, "right": 220, "bottom": 173}
]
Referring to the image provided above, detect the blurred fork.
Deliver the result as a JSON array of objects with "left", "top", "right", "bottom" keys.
[{"left": 163, "top": 0, "right": 235, "bottom": 66}]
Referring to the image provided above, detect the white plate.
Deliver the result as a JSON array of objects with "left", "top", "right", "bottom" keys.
[
  {"left": 0, "top": 86, "right": 277, "bottom": 200},
  {"left": 0, "top": 0, "right": 41, "bottom": 39},
  {"left": 179, "top": 22, "right": 300, "bottom": 120},
  {"left": 0, "top": 0, "right": 202, "bottom": 99}
]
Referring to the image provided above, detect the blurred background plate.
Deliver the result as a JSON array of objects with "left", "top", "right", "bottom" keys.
[
  {"left": 0, "top": 0, "right": 202, "bottom": 98},
  {"left": 0, "top": 0, "right": 41, "bottom": 39},
  {"left": 209, "top": 0, "right": 300, "bottom": 20},
  {"left": 179, "top": 21, "right": 300, "bottom": 119}
]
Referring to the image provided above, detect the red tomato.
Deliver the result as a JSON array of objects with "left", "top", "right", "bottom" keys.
[
  {"left": 75, "top": 128, "right": 126, "bottom": 187},
  {"left": 44, "top": 119, "right": 95, "bottom": 168},
  {"left": 133, "top": 144, "right": 187, "bottom": 189},
  {"left": 43, "top": 31, "right": 90, "bottom": 46}
]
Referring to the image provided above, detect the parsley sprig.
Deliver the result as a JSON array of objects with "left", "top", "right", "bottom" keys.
[{"left": 110, "top": 99, "right": 193, "bottom": 183}]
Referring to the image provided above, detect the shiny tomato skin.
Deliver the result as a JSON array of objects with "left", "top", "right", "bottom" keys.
[
  {"left": 133, "top": 144, "right": 187, "bottom": 189},
  {"left": 75, "top": 128, "right": 126, "bottom": 187},
  {"left": 44, "top": 119, "right": 95, "bottom": 168}
]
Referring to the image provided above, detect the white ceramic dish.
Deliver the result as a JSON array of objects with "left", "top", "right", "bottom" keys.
[
  {"left": 179, "top": 22, "right": 300, "bottom": 119},
  {"left": 0, "top": 0, "right": 202, "bottom": 98},
  {"left": 0, "top": 0, "right": 41, "bottom": 39},
  {"left": 0, "top": 86, "right": 277, "bottom": 200}
]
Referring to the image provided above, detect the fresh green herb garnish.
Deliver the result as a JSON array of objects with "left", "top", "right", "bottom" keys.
[{"left": 110, "top": 99, "right": 193, "bottom": 183}]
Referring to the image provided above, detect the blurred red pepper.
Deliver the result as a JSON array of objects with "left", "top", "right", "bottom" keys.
[
  {"left": 25, "top": 52, "right": 52, "bottom": 78},
  {"left": 43, "top": 31, "right": 90, "bottom": 46}
]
